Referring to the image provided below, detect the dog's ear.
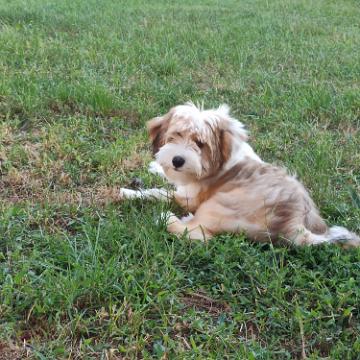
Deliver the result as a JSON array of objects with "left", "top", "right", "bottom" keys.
[
  {"left": 216, "top": 104, "right": 248, "bottom": 142},
  {"left": 147, "top": 113, "right": 171, "bottom": 155},
  {"left": 216, "top": 104, "right": 248, "bottom": 164},
  {"left": 219, "top": 130, "right": 233, "bottom": 163}
]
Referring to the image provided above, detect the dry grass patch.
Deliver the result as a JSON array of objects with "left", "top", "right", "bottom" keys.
[
  {"left": 180, "top": 290, "right": 231, "bottom": 316},
  {"left": 0, "top": 341, "right": 29, "bottom": 360}
]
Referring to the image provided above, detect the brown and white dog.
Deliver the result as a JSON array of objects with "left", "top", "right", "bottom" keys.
[{"left": 120, "top": 102, "right": 360, "bottom": 247}]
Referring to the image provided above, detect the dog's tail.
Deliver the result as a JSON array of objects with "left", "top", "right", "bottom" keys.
[
  {"left": 326, "top": 226, "right": 360, "bottom": 248},
  {"left": 295, "top": 226, "right": 360, "bottom": 248}
]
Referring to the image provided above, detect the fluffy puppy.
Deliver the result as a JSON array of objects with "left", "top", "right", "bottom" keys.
[{"left": 120, "top": 102, "right": 360, "bottom": 247}]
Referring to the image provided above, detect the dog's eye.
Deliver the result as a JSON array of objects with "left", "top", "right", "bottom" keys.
[{"left": 195, "top": 140, "right": 204, "bottom": 149}]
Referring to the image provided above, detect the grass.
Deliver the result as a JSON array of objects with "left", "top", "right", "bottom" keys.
[{"left": 0, "top": 0, "right": 360, "bottom": 358}]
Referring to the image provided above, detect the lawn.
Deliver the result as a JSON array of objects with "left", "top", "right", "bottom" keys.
[{"left": 0, "top": 0, "right": 360, "bottom": 358}]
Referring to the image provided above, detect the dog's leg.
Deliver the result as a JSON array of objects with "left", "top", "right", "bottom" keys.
[
  {"left": 119, "top": 163, "right": 170, "bottom": 201},
  {"left": 148, "top": 161, "right": 166, "bottom": 178},
  {"left": 120, "top": 188, "right": 172, "bottom": 201},
  {"left": 162, "top": 212, "right": 212, "bottom": 241}
]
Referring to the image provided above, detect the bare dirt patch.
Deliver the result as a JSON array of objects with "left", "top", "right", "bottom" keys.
[
  {"left": 0, "top": 182, "right": 124, "bottom": 207},
  {"left": 121, "top": 152, "right": 148, "bottom": 171},
  {"left": 48, "top": 101, "right": 142, "bottom": 126},
  {"left": 0, "top": 168, "right": 44, "bottom": 203},
  {"left": 180, "top": 290, "right": 231, "bottom": 316},
  {"left": 0, "top": 342, "right": 28, "bottom": 360}
]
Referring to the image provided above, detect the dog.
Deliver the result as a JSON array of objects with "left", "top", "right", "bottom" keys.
[{"left": 120, "top": 102, "right": 360, "bottom": 247}]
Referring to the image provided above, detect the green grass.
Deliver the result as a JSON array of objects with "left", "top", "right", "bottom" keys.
[{"left": 1, "top": 0, "right": 360, "bottom": 358}]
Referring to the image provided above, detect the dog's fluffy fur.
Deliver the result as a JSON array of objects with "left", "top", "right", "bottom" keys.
[{"left": 120, "top": 102, "right": 360, "bottom": 247}]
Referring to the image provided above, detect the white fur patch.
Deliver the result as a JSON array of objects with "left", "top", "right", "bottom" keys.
[
  {"left": 120, "top": 188, "right": 170, "bottom": 201},
  {"left": 172, "top": 102, "right": 248, "bottom": 139},
  {"left": 156, "top": 143, "right": 202, "bottom": 185},
  {"left": 328, "top": 226, "right": 353, "bottom": 241},
  {"left": 159, "top": 211, "right": 177, "bottom": 226},
  {"left": 119, "top": 188, "right": 139, "bottom": 199},
  {"left": 157, "top": 211, "right": 173, "bottom": 225},
  {"left": 223, "top": 141, "right": 262, "bottom": 172},
  {"left": 175, "top": 183, "right": 201, "bottom": 198},
  {"left": 181, "top": 213, "right": 194, "bottom": 223},
  {"left": 148, "top": 161, "right": 165, "bottom": 177}
]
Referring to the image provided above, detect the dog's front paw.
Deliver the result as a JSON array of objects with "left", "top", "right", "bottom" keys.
[
  {"left": 119, "top": 188, "right": 138, "bottom": 200},
  {"left": 158, "top": 211, "right": 177, "bottom": 225},
  {"left": 148, "top": 161, "right": 165, "bottom": 177}
]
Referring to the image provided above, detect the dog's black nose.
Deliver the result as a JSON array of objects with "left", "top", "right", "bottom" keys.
[{"left": 172, "top": 156, "right": 185, "bottom": 168}]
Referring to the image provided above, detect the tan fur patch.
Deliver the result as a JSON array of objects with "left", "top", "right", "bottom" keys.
[
  {"left": 197, "top": 163, "right": 244, "bottom": 205},
  {"left": 220, "top": 130, "right": 232, "bottom": 164}
]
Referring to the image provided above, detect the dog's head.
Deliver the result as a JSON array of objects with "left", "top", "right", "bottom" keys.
[{"left": 147, "top": 102, "right": 249, "bottom": 185}]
